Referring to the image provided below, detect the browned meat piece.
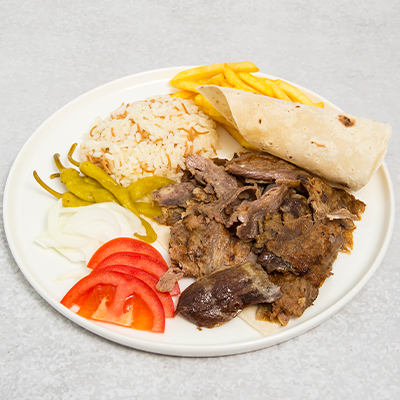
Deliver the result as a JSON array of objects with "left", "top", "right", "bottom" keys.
[
  {"left": 199, "top": 186, "right": 260, "bottom": 227},
  {"left": 155, "top": 206, "right": 185, "bottom": 226},
  {"left": 280, "top": 192, "right": 312, "bottom": 222},
  {"left": 266, "top": 216, "right": 347, "bottom": 287},
  {"left": 156, "top": 152, "right": 366, "bottom": 328},
  {"left": 152, "top": 182, "right": 196, "bottom": 207},
  {"left": 253, "top": 212, "right": 284, "bottom": 252},
  {"left": 257, "top": 250, "right": 298, "bottom": 275},
  {"left": 186, "top": 154, "right": 238, "bottom": 198},
  {"left": 232, "top": 185, "right": 290, "bottom": 241},
  {"left": 156, "top": 205, "right": 252, "bottom": 292},
  {"left": 301, "top": 177, "right": 366, "bottom": 221},
  {"left": 225, "top": 152, "right": 307, "bottom": 182},
  {"left": 192, "top": 187, "right": 216, "bottom": 203},
  {"left": 256, "top": 272, "right": 319, "bottom": 326},
  {"left": 176, "top": 262, "right": 282, "bottom": 328}
]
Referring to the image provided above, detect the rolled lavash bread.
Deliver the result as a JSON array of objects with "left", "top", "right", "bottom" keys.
[{"left": 198, "top": 85, "right": 392, "bottom": 191}]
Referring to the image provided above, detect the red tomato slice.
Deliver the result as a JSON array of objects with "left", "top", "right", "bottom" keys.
[
  {"left": 108, "top": 276, "right": 165, "bottom": 333},
  {"left": 124, "top": 294, "right": 154, "bottom": 331},
  {"left": 87, "top": 237, "right": 168, "bottom": 270},
  {"left": 91, "top": 265, "right": 175, "bottom": 318},
  {"left": 60, "top": 270, "right": 165, "bottom": 333},
  {"left": 76, "top": 284, "right": 116, "bottom": 319},
  {"left": 94, "top": 252, "right": 180, "bottom": 296},
  {"left": 61, "top": 270, "right": 129, "bottom": 309}
]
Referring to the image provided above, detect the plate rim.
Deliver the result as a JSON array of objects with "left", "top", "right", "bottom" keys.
[{"left": 3, "top": 66, "right": 395, "bottom": 357}]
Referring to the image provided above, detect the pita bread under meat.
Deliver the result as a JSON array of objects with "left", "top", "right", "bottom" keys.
[{"left": 198, "top": 85, "right": 391, "bottom": 191}]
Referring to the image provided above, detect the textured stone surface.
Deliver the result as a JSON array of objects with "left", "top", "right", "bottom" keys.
[{"left": 1, "top": 1, "right": 399, "bottom": 399}]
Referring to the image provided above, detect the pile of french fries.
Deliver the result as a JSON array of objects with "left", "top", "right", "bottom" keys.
[{"left": 169, "top": 62, "right": 324, "bottom": 149}]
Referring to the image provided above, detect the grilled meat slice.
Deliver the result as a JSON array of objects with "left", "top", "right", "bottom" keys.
[
  {"left": 257, "top": 250, "right": 298, "bottom": 275},
  {"left": 156, "top": 205, "right": 252, "bottom": 292},
  {"left": 152, "top": 182, "right": 197, "bottom": 208},
  {"left": 225, "top": 152, "right": 307, "bottom": 182},
  {"left": 301, "top": 177, "right": 366, "bottom": 221},
  {"left": 186, "top": 154, "right": 238, "bottom": 198},
  {"left": 232, "top": 185, "right": 290, "bottom": 241},
  {"left": 155, "top": 206, "right": 185, "bottom": 226},
  {"left": 280, "top": 192, "right": 312, "bottom": 223},
  {"left": 176, "top": 262, "right": 282, "bottom": 328},
  {"left": 199, "top": 186, "right": 260, "bottom": 227},
  {"left": 256, "top": 271, "right": 319, "bottom": 326},
  {"left": 266, "top": 216, "right": 347, "bottom": 287}
]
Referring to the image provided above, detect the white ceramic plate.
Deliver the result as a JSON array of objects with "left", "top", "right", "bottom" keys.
[{"left": 3, "top": 67, "right": 394, "bottom": 357}]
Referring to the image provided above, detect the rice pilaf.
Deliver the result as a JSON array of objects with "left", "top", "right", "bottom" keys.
[{"left": 80, "top": 95, "right": 219, "bottom": 186}]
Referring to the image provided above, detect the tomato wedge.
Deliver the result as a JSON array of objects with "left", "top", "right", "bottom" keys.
[
  {"left": 94, "top": 252, "right": 180, "bottom": 296},
  {"left": 60, "top": 270, "right": 165, "bottom": 333},
  {"left": 91, "top": 265, "right": 175, "bottom": 318},
  {"left": 87, "top": 237, "right": 168, "bottom": 270}
]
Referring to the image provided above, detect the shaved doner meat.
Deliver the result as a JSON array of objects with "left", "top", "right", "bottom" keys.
[
  {"left": 176, "top": 263, "right": 282, "bottom": 328},
  {"left": 152, "top": 153, "right": 365, "bottom": 327},
  {"left": 185, "top": 154, "right": 238, "bottom": 198},
  {"left": 152, "top": 182, "right": 197, "bottom": 207},
  {"left": 225, "top": 152, "right": 308, "bottom": 182}
]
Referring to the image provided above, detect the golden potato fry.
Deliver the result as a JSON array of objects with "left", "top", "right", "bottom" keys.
[
  {"left": 223, "top": 64, "right": 259, "bottom": 93},
  {"left": 170, "top": 90, "right": 196, "bottom": 99},
  {"left": 259, "top": 78, "right": 291, "bottom": 101},
  {"left": 169, "top": 79, "right": 202, "bottom": 93},
  {"left": 275, "top": 79, "right": 324, "bottom": 107},
  {"left": 170, "top": 61, "right": 259, "bottom": 82},
  {"left": 204, "top": 73, "right": 226, "bottom": 86},
  {"left": 237, "top": 72, "right": 275, "bottom": 97}
]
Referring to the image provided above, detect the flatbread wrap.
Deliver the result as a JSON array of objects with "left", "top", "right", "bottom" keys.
[{"left": 198, "top": 85, "right": 392, "bottom": 191}]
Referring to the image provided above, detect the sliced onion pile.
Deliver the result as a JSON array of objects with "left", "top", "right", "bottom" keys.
[{"left": 35, "top": 200, "right": 146, "bottom": 264}]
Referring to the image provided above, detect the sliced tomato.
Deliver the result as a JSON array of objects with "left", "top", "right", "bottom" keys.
[
  {"left": 76, "top": 284, "right": 116, "bottom": 319},
  {"left": 87, "top": 237, "right": 168, "bottom": 270},
  {"left": 91, "top": 265, "right": 175, "bottom": 318},
  {"left": 61, "top": 270, "right": 129, "bottom": 309},
  {"left": 94, "top": 252, "right": 180, "bottom": 296},
  {"left": 124, "top": 294, "right": 154, "bottom": 331},
  {"left": 108, "top": 276, "right": 165, "bottom": 333},
  {"left": 60, "top": 270, "right": 165, "bottom": 333}
]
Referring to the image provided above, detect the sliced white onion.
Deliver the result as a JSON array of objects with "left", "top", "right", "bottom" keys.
[{"left": 36, "top": 200, "right": 146, "bottom": 264}]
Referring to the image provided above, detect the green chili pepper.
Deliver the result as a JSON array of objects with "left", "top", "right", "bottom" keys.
[
  {"left": 134, "top": 202, "right": 163, "bottom": 218},
  {"left": 38, "top": 143, "right": 159, "bottom": 244},
  {"left": 79, "top": 161, "right": 157, "bottom": 243},
  {"left": 62, "top": 192, "right": 95, "bottom": 207},
  {"left": 53, "top": 154, "right": 120, "bottom": 204},
  {"left": 128, "top": 176, "right": 177, "bottom": 202},
  {"left": 67, "top": 143, "right": 81, "bottom": 168},
  {"left": 33, "top": 171, "right": 94, "bottom": 207}
]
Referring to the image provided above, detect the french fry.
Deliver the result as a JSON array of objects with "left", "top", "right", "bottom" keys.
[
  {"left": 223, "top": 64, "right": 259, "bottom": 93},
  {"left": 170, "top": 61, "right": 259, "bottom": 82},
  {"left": 203, "top": 73, "right": 226, "bottom": 86},
  {"left": 259, "top": 78, "right": 291, "bottom": 101},
  {"left": 275, "top": 80, "right": 324, "bottom": 107},
  {"left": 221, "top": 124, "right": 259, "bottom": 151},
  {"left": 169, "top": 79, "right": 202, "bottom": 93},
  {"left": 170, "top": 90, "right": 197, "bottom": 99},
  {"left": 237, "top": 72, "right": 275, "bottom": 97}
]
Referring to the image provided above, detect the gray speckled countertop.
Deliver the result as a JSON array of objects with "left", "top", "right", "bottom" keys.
[{"left": 1, "top": 1, "right": 399, "bottom": 399}]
